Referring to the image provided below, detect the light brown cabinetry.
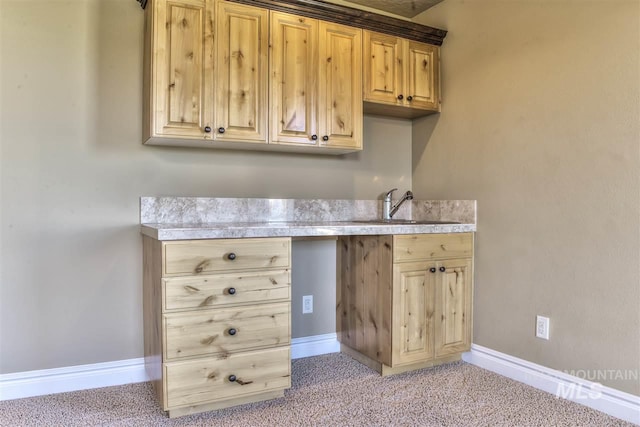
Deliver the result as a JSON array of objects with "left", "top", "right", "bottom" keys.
[
  {"left": 337, "top": 233, "right": 472, "bottom": 375},
  {"left": 270, "top": 12, "right": 362, "bottom": 150},
  {"left": 143, "top": 236, "right": 291, "bottom": 418},
  {"left": 144, "top": 0, "right": 362, "bottom": 153},
  {"left": 363, "top": 30, "right": 440, "bottom": 119},
  {"left": 144, "top": 0, "right": 267, "bottom": 147}
]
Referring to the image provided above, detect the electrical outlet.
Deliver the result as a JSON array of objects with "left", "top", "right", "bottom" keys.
[
  {"left": 302, "top": 295, "right": 313, "bottom": 314},
  {"left": 536, "top": 315, "right": 550, "bottom": 340}
]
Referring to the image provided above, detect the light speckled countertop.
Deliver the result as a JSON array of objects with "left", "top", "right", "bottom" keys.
[{"left": 140, "top": 197, "right": 477, "bottom": 241}]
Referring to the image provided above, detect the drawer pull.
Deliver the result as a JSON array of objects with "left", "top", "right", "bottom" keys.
[
  {"left": 227, "top": 252, "right": 237, "bottom": 261},
  {"left": 439, "top": 266, "right": 446, "bottom": 272},
  {"left": 228, "top": 375, "right": 236, "bottom": 382},
  {"left": 227, "top": 287, "right": 236, "bottom": 295},
  {"left": 227, "top": 328, "right": 237, "bottom": 336},
  {"left": 429, "top": 267, "right": 436, "bottom": 273}
]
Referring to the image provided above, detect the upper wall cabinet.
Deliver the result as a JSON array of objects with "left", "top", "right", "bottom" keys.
[
  {"left": 143, "top": 0, "right": 269, "bottom": 149},
  {"left": 142, "top": 0, "right": 445, "bottom": 154},
  {"left": 214, "top": 2, "right": 269, "bottom": 143},
  {"left": 270, "top": 13, "right": 362, "bottom": 151},
  {"left": 143, "top": 0, "right": 212, "bottom": 141},
  {"left": 363, "top": 30, "right": 440, "bottom": 119}
]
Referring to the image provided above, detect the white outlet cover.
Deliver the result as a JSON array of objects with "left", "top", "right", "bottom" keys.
[
  {"left": 536, "top": 315, "right": 550, "bottom": 340},
  {"left": 302, "top": 295, "right": 313, "bottom": 314}
]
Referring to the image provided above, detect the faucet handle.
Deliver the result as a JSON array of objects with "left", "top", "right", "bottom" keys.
[{"left": 384, "top": 188, "right": 398, "bottom": 201}]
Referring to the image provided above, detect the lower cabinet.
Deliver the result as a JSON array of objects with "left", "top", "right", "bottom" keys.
[
  {"left": 337, "top": 233, "right": 473, "bottom": 375},
  {"left": 143, "top": 236, "right": 292, "bottom": 418}
]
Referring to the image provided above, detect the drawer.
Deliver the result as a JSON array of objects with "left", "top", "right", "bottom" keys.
[
  {"left": 164, "top": 346, "right": 291, "bottom": 409},
  {"left": 393, "top": 233, "right": 473, "bottom": 262},
  {"left": 163, "top": 238, "right": 290, "bottom": 277},
  {"left": 163, "top": 269, "right": 290, "bottom": 311},
  {"left": 164, "top": 302, "right": 290, "bottom": 360}
]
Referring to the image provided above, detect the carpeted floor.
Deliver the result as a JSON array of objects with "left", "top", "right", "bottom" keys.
[{"left": 0, "top": 353, "right": 633, "bottom": 427}]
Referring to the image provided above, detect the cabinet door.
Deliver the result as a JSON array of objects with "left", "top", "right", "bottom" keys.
[
  {"left": 150, "top": 0, "right": 213, "bottom": 139},
  {"left": 318, "top": 22, "right": 362, "bottom": 150},
  {"left": 406, "top": 41, "right": 440, "bottom": 111},
  {"left": 363, "top": 31, "right": 403, "bottom": 105},
  {"left": 392, "top": 262, "right": 435, "bottom": 366},
  {"left": 215, "top": 2, "right": 268, "bottom": 143},
  {"left": 270, "top": 12, "right": 318, "bottom": 146},
  {"left": 435, "top": 258, "right": 472, "bottom": 357}
]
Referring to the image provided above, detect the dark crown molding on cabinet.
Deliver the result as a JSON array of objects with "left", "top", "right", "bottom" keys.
[{"left": 136, "top": 0, "right": 447, "bottom": 46}]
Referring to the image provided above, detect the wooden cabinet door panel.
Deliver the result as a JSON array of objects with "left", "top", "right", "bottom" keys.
[
  {"left": 270, "top": 12, "right": 318, "bottom": 146},
  {"left": 215, "top": 2, "right": 268, "bottom": 143},
  {"left": 318, "top": 22, "right": 362, "bottom": 150},
  {"left": 153, "top": 0, "right": 212, "bottom": 138},
  {"left": 406, "top": 41, "right": 439, "bottom": 111},
  {"left": 392, "top": 262, "right": 435, "bottom": 365},
  {"left": 363, "top": 32, "right": 402, "bottom": 105},
  {"left": 435, "top": 259, "right": 472, "bottom": 357}
]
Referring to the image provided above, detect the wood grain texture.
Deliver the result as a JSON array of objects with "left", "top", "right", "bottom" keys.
[
  {"left": 164, "top": 302, "right": 290, "bottom": 360},
  {"left": 393, "top": 233, "right": 473, "bottom": 263},
  {"left": 318, "top": 21, "right": 362, "bottom": 150},
  {"left": 164, "top": 346, "right": 291, "bottom": 409},
  {"left": 392, "top": 261, "right": 435, "bottom": 365},
  {"left": 270, "top": 11, "right": 319, "bottom": 146},
  {"left": 143, "top": 235, "right": 165, "bottom": 407},
  {"left": 167, "top": 390, "right": 284, "bottom": 418},
  {"left": 337, "top": 236, "right": 392, "bottom": 365},
  {"left": 406, "top": 40, "right": 440, "bottom": 111},
  {"left": 434, "top": 258, "right": 473, "bottom": 357},
  {"left": 220, "top": 0, "right": 447, "bottom": 45},
  {"left": 163, "top": 238, "right": 291, "bottom": 276},
  {"left": 163, "top": 269, "right": 291, "bottom": 311},
  {"left": 363, "top": 31, "right": 402, "bottom": 106},
  {"left": 215, "top": 2, "right": 268, "bottom": 142}
]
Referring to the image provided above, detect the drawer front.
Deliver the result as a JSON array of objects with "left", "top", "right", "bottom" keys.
[
  {"left": 164, "top": 302, "right": 291, "bottom": 360},
  {"left": 163, "top": 238, "right": 290, "bottom": 276},
  {"left": 165, "top": 346, "right": 291, "bottom": 409},
  {"left": 394, "top": 233, "right": 473, "bottom": 262},
  {"left": 163, "top": 269, "right": 290, "bottom": 311}
]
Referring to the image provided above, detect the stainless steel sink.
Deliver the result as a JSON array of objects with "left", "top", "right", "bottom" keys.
[{"left": 351, "top": 219, "right": 460, "bottom": 225}]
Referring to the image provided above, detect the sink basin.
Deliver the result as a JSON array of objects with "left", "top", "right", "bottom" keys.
[{"left": 352, "top": 219, "right": 460, "bottom": 225}]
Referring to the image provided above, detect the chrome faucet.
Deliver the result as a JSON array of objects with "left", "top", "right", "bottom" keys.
[{"left": 383, "top": 188, "right": 414, "bottom": 220}]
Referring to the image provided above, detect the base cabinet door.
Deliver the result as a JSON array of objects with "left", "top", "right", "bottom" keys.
[
  {"left": 392, "top": 262, "right": 435, "bottom": 366},
  {"left": 434, "top": 259, "right": 473, "bottom": 358}
]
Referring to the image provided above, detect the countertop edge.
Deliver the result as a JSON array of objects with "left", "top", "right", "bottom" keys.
[{"left": 140, "top": 222, "right": 477, "bottom": 241}]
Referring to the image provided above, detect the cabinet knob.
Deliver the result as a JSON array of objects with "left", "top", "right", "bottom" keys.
[
  {"left": 439, "top": 266, "right": 446, "bottom": 272},
  {"left": 430, "top": 267, "right": 436, "bottom": 273},
  {"left": 227, "top": 253, "right": 236, "bottom": 261},
  {"left": 228, "top": 375, "right": 237, "bottom": 382},
  {"left": 228, "top": 328, "right": 237, "bottom": 336},
  {"left": 227, "top": 287, "right": 236, "bottom": 295},
  {"left": 311, "top": 134, "right": 318, "bottom": 141},
  {"left": 218, "top": 127, "right": 226, "bottom": 134},
  {"left": 204, "top": 126, "right": 212, "bottom": 133},
  {"left": 322, "top": 135, "right": 329, "bottom": 141},
  {"left": 397, "top": 94, "right": 404, "bottom": 100},
  {"left": 407, "top": 96, "right": 413, "bottom": 102}
]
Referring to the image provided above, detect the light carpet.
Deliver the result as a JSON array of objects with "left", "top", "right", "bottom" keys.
[{"left": 0, "top": 353, "right": 633, "bottom": 426}]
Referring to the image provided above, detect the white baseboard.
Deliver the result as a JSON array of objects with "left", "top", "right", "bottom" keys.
[
  {"left": 0, "top": 357, "right": 149, "bottom": 401},
  {"left": 291, "top": 332, "right": 340, "bottom": 359},
  {"left": 0, "top": 333, "right": 340, "bottom": 401},
  {"left": 463, "top": 344, "right": 640, "bottom": 425}
]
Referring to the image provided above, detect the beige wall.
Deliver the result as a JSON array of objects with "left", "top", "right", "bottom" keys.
[
  {"left": 0, "top": 0, "right": 412, "bottom": 374},
  {"left": 413, "top": 0, "right": 640, "bottom": 395}
]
